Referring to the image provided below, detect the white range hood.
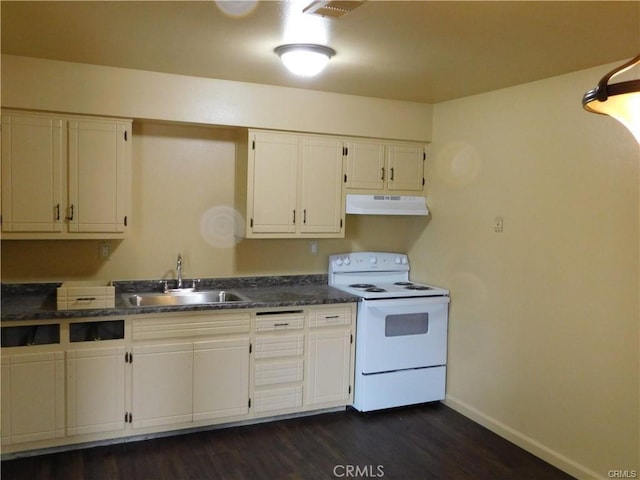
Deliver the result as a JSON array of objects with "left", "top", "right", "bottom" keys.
[{"left": 345, "top": 194, "right": 429, "bottom": 216}]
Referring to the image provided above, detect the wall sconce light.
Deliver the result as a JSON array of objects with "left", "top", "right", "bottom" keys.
[
  {"left": 275, "top": 43, "right": 336, "bottom": 77},
  {"left": 582, "top": 54, "right": 640, "bottom": 143}
]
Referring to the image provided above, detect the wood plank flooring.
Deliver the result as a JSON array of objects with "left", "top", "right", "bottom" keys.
[{"left": 1, "top": 403, "right": 575, "bottom": 480}]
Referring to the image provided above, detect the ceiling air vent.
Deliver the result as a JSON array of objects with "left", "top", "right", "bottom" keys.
[{"left": 303, "top": 1, "right": 363, "bottom": 18}]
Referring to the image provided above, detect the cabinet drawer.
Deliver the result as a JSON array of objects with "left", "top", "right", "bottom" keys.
[
  {"left": 308, "top": 307, "right": 352, "bottom": 328},
  {"left": 133, "top": 313, "right": 250, "bottom": 341},
  {"left": 255, "top": 311, "right": 304, "bottom": 332},
  {"left": 253, "top": 386, "right": 303, "bottom": 413},
  {"left": 254, "top": 334, "right": 304, "bottom": 360},
  {"left": 255, "top": 359, "right": 304, "bottom": 386}
]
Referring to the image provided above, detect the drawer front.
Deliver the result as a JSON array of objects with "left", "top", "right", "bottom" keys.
[
  {"left": 255, "top": 359, "right": 304, "bottom": 386},
  {"left": 255, "top": 312, "right": 304, "bottom": 332},
  {"left": 133, "top": 313, "right": 250, "bottom": 341},
  {"left": 254, "top": 334, "right": 304, "bottom": 360},
  {"left": 253, "top": 386, "right": 303, "bottom": 413},
  {"left": 58, "top": 295, "right": 114, "bottom": 310},
  {"left": 308, "top": 307, "right": 352, "bottom": 328}
]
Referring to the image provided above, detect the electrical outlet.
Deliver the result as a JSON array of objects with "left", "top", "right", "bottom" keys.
[
  {"left": 494, "top": 216, "right": 504, "bottom": 233},
  {"left": 310, "top": 241, "right": 318, "bottom": 255},
  {"left": 99, "top": 242, "right": 111, "bottom": 259}
]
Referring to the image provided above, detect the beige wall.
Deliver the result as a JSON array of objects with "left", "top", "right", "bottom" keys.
[
  {"left": 1, "top": 55, "right": 432, "bottom": 141},
  {"left": 409, "top": 64, "right": 639, "bottom": 479}
]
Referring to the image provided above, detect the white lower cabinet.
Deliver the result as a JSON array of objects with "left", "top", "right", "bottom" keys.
[
  {"left": 306, "top": 306, "right": 354, "bottom": 407},
  {"left": 307, "top": 329, "right": 352, "bottom": 406},
  {"left": 66, "top": 346, "right": 126, "bottom": 436},
  {"left": 131, "top": 342, "right": 194, "bottom": 429},
  {"left": 193, "top": 337, "right": 250, "bottom": 421},
  {"left": 250, "top": 305, "right": 355, "bottom": 416},
  {"left": 1, "top": 351, "right": 65, "bottom": 445},
  {"left": 1, "top": 303, "right": 355, "bottom": 454},
  {"left": 130, "top": 312, "right": 251, "bottom": 431},
  {"left": 252, "top": 310, "right": 306, "bottom": 414}
]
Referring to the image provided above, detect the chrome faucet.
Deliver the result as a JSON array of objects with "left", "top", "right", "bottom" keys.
[{"left": 176, "top": 254, "right": 183, "bottom": 289}]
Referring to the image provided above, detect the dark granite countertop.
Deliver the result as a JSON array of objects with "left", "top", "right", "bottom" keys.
[{"left": 1, "top": 275, "right": 360, "bottom": 322}]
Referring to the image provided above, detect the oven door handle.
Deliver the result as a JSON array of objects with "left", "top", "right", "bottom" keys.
[{"left": 365, "top": 296, "right": 448, "bottom": 309}]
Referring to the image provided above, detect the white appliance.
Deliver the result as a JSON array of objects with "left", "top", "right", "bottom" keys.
[
  {"left": 345, "top": 194, "right": 429, "bottom": 216},
  {"left": 328, "top": 252, "right": 449, "bottom": 412}
]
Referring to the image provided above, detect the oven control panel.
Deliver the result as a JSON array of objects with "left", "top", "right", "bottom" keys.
[{"left": 329, "top": 252, "right": 409, "bottom": 273}]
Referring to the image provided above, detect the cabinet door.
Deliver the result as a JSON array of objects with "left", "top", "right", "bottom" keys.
[
  {"left": 193, "top": 337, "right": 250, "bottom": 422},
  {"left": 131, "top": 342, "right": 193, "bottom": 429},
  {"left": 1, "top": 352, "right": 65, "bottom": 445},
  {"left": 248, "top": 132, "right": 298, "bottom": 234},
  {"left": 345, "top": 141, "right": 385, "bottom": 190},
  {"left": 1, "top": 113, "right": 64, "bottom": 232},
  {"left": 300, "top": 136, "right": 344, "bottom": 234},
  {"left": 66, "top": 346, "right": 126, "bottom": 436},
  {"left": 68, "top": 119, "right": 130, "bottom": 233},
  {"left": 307, "top": 330, "right": 352, "bottom": 406},
  {"left": 386, "top": 144, "right": 424, "bottom": 191}
]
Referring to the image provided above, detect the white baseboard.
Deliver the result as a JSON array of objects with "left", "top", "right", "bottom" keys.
[{"left": 444, "top": 395, "right": 604, "bottom": 480}]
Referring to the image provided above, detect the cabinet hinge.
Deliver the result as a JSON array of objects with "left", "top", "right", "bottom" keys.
[
  {"left": 248, "top": 398, "right": 252, "bottom": 408},
  {"left": 124, "top": 216, "right": 128, "bottom": 227}
]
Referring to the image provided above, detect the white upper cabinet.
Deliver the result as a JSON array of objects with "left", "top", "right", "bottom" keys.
[
  {"left": 246, "top": 130, "right": 344, "bottom": 238},
  {"left": 345, "top": 139, "right": 426, "bottom": 193},
  {"left": 68, "top": 119, "right": 130, "bottom": 233},
  {"left": 1, "top": 113, "right": 64, "bottom": 233},
  {"left": 248, "top": 131, "right": 298, "bottom": 235},
  {"left": 1, "top": 110, "right": 132, "bottom": 239}
]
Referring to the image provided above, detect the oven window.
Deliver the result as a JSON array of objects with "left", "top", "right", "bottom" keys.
[{"left": 385, "top": 313, "right": 429, "bottom": 337}]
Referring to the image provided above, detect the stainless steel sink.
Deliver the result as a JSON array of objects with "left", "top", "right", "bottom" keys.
[{"left": 123, "top": 289, "right": 251, "bottom": 307}]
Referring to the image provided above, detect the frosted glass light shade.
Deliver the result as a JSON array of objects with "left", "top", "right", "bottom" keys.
[
  {"left": 275, "top": 44, "right": 336, "bottom": 77},
  {"left": 583, "top": 55, "right": 640, "bottom": 143}
]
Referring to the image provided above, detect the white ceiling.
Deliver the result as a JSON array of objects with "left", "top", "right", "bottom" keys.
[{"left": 2, "top": 1, "right": 639, "bottom": 104}]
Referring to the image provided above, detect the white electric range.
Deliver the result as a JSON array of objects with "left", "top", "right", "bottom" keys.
[{"left": 329, "top": 252, "right": 450, "bottom": 412}]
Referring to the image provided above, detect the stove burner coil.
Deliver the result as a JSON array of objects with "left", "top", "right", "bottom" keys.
[
  {"left": 394, "top": 282, "right": 414, "bottom": 286},
  {"left": 404, "top": 285, "right": 432, "bottom": 290},
  {"left": 349, "top": 284, "right": 376, "bottom": 289},
  {"left": 365, "top": 287, "right": 387, "bottom": 293}
]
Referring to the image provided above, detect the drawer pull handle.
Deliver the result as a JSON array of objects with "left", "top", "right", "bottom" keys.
[
  {"left": 274, "top": 322, "right": 289, "bottom": 327},
  {"left": 325, "top": 315, "right": 340, "bottom": 319},
  {"left": 76, "top": 297, "right": 97, "bottom": 302}
]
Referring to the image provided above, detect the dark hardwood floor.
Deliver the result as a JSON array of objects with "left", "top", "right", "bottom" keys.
[{"left": 1, "top": 403, "right": 574, "bottom": 480}]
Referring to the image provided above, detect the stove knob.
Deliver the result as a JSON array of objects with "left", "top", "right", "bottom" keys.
[
  {"left": 401, "top": 256, "right": 408, "bottom": 264},
  {"left": 336, "top": 258, "right": 343, "bottom": 266},
  {"left": 394, "top": 256, "right": 402, "bottom": 264},
  {"left": 344, "top": 257, "right": 351, "bottom": 265},
  {"left": 370, "top": 256, "right": 377, "bottom": 265}
]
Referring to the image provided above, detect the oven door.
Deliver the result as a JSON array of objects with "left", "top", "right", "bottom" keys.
[{"left": 356, "top": 296, "right": 449, "bottom": 374}]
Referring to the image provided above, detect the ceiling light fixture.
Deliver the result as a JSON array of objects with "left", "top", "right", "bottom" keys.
[
  {"left": 582, "top": 54, "right": 640, "bottom": 143},
  {"left": 275, "top": 43, "right": 336, "bottom": 77}
]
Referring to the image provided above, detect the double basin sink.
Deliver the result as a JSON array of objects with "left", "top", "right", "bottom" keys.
[{"left": 123, "top": 288, "right": 251, "bottom": 308}]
